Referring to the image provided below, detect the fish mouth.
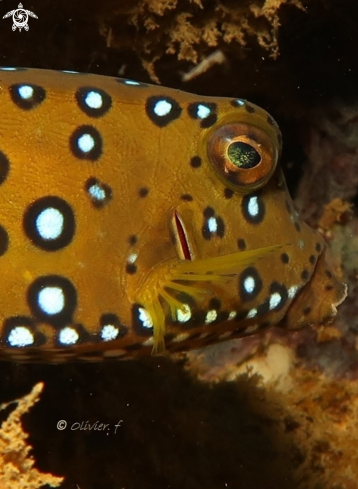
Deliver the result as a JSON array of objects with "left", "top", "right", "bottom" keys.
[{"left": 172, "top": 210, "right": 193, "bottom": 261}]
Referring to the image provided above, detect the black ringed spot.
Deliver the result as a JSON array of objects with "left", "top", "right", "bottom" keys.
[
  {"left": 239, "top": 267, "right": 263, "bottom": 302},
  {"left": 145, "top": 95, "right": 182, "bottom": 127},
  {"left": 294, "top": 221, "right": 301, "bottom": 232},
  {"left": 325, "top": 270, "right": 333, "bottom": 278},
  {"left": 269, "top": 282, "right": 288, "bottom": 311},
  {"left": 230, "top": 99, "right": 245, "bottom": 108},
  {"left": 325, "top": 285, "right": 333, "bottom": 291},
  {"left": 242, "top": 193, "right": 265, "bottom": 224},
  {"left": 187, "top": 102, "right": 218, "bottom": 129},
  {"left": 0, "top": 225, "right": 8, "bottom": 256},
  {"left": 190, "top": 156, "right": 202, "bottom": 168},
  {"left": 27, "top": 275, "right": 77, "bottom": 327},
  {"left": 61, "top": 70, "right": 88, "bottom": 75},
  {"left": 56, "top": 323, "right": 91, "bottom": 347},
  {"left": 309, "top": 255, "right": 316, "bottom": 265},
  {"left": 75, "top": 86, "right": 112, "bottom": 118},
  {"left": 85, "top": 177, "right": 112, "bottom": 208},
  {"left": 315, "top": 242, "right": 322, "bottom": 253},
  {"left": 303, "top": 307, "right": 311, "bottom": 315},
  {"left": 116, "top": 78, "right": 148, "bottom": 88},
  {"left": 9, "top": 83, "right": 46, "bottom": 110},
  {"left": 131, "top": 304, "right": 153, "bottom": 337},
  {"left": 0, "top": 151, "right": 10, "bottom": 185},
  {"left": 2, "top": 315, "right": 46, "bottom": 348},
  {"left": 69, "top": 125, "right": 102, "bottom": 161},
  {"left": 0, "top": 67, "right": 28, "bottom": 72},
  {"left": 188, "top": 102, "right": 217, "bottom": 119},
  {"left": 23, "top": 196, "right": 75, "bottom": 251},
  {"left": 100, "top": 313, "right": 128, "bottom": 341}
]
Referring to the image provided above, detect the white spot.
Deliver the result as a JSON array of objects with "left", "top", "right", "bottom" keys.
[
  {"left": 172, "top": 333, "right": 189, "bottom": 343},
  {"left": 228, "top": 311, "right": 237, "bottom": 320},
  {"left": 247, "top": 308, "right": 257, "bottom": 318},
  {"left": 101, "top": 325, "right": 119, "bottom": 342},
  {"left": 18, "top": 85, "right": 33, "bottom": 100},
  {"left": 298, "top": 240, "right": 305, "bottom": 249},
  {"left": 59, "top": 327, "right": 79, "bottom": 345},
  {"left": 38, "top": 286, "right": 65, "bottom": 315},
  {"left": 36, "top": 207, "right": 64, "bottom": 240},
  {"left": 78, "top": 133, "right": 95, "bottom": 153},
  {"left": 0, "top": 67, "right": 17, "bottom": 71},
  {"left": 8, "top": 326, "right": 34, "bottom": 347},
  {"left": 205, "top": 309, "right": 217, "bottom": 324},
  {"left": 243, "top": 276, "right": 255, "bottom": 294},
  {"left": 143, "top": 337, "right": 154, "bottom": 346},
  {"left": 176, "top": 304, "right": 191, "bottom": 323},
  {"left": 88, "top": 183, "right": 105, "bottom": 201},
  {"left": 62, "top": 70, "right": 79, "bottom": 74},
  {"left": 245, "top": 324, "right": 259, "bottom": 334},
  {"left": 153, "top": 99, "right": 172, "bottom": 117},
  {"left": 138, "top": 307, "right": 153, "bottom": 328},
  {"left": 124, "top": 79, "right": 140, "bottom": 86},
  {"left": 219, "top": 331, "right": 232, "bottom": 340},
  {"left": 269, "top": 292, "right": 281, "bottom": 310},
  {"left": 290, "top": 215, "right": 295, "bottom": 222},
  {"left": 197, "top": 104, "right": 211, "bottom": 119},
  {"left": 235, "top": 99, "right": 245, "bottom": 106},
  {"left": 208, "top": 217, "right": 218, "bottom": 233},
  {"left": 127, "top": 253, "right": 138, "bottom": 264},
  {"left": 288, "top": 285, "right": 299, "bottom": 299},
  {"left": 247, "top": 196, "right": 259, "bottom": 217},
  {"left": 85, "top": 91, "right": 103, "bottom": 109}
]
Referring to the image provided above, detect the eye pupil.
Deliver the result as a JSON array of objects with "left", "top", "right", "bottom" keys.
[{"left": 227, "top": 142, "right": 261, "bottom": 169}]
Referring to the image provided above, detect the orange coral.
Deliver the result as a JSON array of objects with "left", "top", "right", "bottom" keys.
[{"left": 0, "top": 383, "right": 63, "bottom": 489}]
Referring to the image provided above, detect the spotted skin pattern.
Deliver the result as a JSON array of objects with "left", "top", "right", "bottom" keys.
[{"left": 0, "top": 67, "right": 347, "bottom": 363}]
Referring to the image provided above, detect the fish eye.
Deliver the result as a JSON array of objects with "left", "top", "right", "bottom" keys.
[
  {"left": 207, "top": 122, "right": 279, "bottom": 192},
  {"left": 227, "top": 141, "right": 261, "bottom": 169}
]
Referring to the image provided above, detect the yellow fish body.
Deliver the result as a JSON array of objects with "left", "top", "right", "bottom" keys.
[{"left": 0, "top": 67, "right": 346, "bottom": 362}]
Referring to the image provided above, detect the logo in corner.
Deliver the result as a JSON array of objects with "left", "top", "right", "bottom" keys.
[{"left": 3, "top": 3, "right": 38, "bottom": 31}]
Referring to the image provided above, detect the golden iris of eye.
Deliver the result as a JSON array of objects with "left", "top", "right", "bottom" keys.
[
  {"left": 227, "top": 142, "right": 261, "bottom": 169},
  {"left": 206, "top": 120, "right": 279, "bottom": 192}
]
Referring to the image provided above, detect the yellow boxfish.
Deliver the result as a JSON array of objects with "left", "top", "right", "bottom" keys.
[{"left": 0, "top": 67, "right": 347, "bottom": 363}]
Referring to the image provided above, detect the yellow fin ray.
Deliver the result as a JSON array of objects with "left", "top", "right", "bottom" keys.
[
  {"left": 173, "top": 244, "right": 282, "bottom": 276},
  {"left": 137, "top": 244, "right": 285, "bottom": 354}
]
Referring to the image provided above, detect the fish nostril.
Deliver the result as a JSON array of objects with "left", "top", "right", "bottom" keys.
[{"left": 173, "top": 211, "right": 192, "bottom": 260}]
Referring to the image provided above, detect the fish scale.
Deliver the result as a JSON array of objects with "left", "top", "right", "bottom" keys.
[{"left": 0, "top": 67, "right": 347, "bottom": 363}]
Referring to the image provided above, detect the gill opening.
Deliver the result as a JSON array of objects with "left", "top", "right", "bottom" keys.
[{"left": 173, "top": 210, "right": 192, "bottom": 260}]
